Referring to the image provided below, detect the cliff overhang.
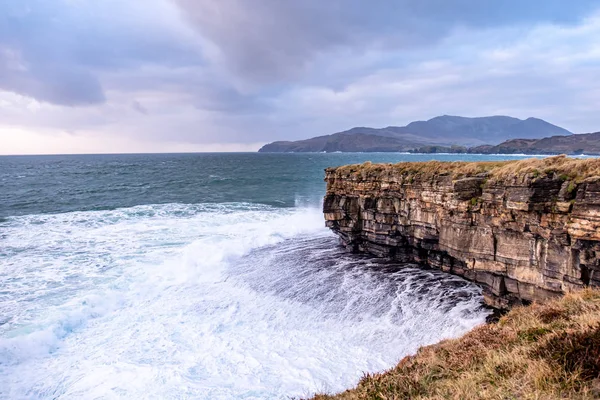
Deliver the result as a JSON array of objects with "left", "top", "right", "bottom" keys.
[{"left": 323, "top": 155, "right": 600, "bottom": 309}]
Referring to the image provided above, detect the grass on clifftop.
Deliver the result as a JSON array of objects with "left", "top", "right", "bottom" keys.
[
  {"left": 310, "top": 289, "right": 600, "bottom": 400},
  {"left": 331, "top": 155, "right": 600, "bottom": 183}
]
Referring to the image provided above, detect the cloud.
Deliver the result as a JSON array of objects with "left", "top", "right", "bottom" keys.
[
  {"left": 280, "top": 13, "right": 600, "bottom": 134},
  {"left": 174, "top": 0, "right": 599, "bottom": 86},
  {"left": 131, "top": 101, "right": 148, "bottom": 115},
  {"left": 1, "top": 0, "right": 600, "bottom": 154},
  {"left": 0, "top": 0, "right": 202, "bottom": 106},
  {"left": 0, "top": 42, "right": 106, "bottom": 106},
  {"left": 0, "top": 126, "right": 265, "bottom": 155}
]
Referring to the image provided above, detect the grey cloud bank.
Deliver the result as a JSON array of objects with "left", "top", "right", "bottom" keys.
[
  {"left": 175, "top": 0, "right": 598, "bottom": 84},
  {"left": 0, "top": 0, "right": 600, "bottom": 154}
]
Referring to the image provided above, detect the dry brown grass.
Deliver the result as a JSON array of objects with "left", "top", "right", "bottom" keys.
[
  {"left": 309, "top": 289, "right": 600, "bottom": 400},
  {"left": 331, "top": 155, "right": 600, "bottom": 183}
]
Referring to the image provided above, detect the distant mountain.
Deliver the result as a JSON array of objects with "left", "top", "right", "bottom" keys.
[
  {"left": 470, "top": 131, "right": 600, "bottom": 155},
  {"left": 259, "top": 133, "right": 420, "bottom": 153},
  {"left": 258, "top": 115, "right": 572, "bottom": 153}
]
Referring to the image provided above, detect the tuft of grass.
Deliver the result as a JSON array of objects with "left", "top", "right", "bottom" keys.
[
  {"left": 310, "top": 289, "right": 600, "bottom": 400},
  {"left": 329, "top": 155, "right": 600, "bottom": 184},
  {"left": 518, "top": 327, "right": 552, "bottom": 342},
  {"left": 532, "top": 324, "right": 600, "bottom": 382}
]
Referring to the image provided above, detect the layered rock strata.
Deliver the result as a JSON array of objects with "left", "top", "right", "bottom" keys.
[{"left": 323, "top": 156, "right": 600, "bottom": 309}]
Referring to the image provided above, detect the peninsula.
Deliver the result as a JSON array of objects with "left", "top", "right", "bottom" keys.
[{"left": 259, "top": 115, "right": 573, "bottom": 153}]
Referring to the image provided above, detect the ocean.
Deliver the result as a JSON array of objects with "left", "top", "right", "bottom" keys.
[{"left": 0, "top": 153, "right": 532, "bottom": 399}]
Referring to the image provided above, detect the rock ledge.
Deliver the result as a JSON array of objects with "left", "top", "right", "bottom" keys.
[{"left": 323, "top": 156, "right": 600, "bottom": 308}]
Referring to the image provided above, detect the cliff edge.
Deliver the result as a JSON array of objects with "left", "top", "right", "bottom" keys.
[
  {"left": 312, "top": 289, "right": 600, "bottom": 399},
  {"left": 323, "top": 156, "right": 600, "bottom": 309}
]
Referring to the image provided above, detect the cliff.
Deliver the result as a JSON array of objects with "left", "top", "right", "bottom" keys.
[{"left": 323, "top": 156, "right": 600, "bottom": 309}]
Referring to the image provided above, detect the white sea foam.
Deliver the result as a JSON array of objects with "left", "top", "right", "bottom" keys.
[{"left": 0, "top": 203, "right": 489, "bottom": 399}]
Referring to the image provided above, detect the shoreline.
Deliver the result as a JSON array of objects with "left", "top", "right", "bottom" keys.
[
  {"left": 314, "top": 155, "right": 600, "bottom": 398},
  {"left": 310, "top": 289, "right": 600, "bottom": 399}
]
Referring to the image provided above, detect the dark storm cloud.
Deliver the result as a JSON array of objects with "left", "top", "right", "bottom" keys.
[
  {"left": 174, "top": 0, "right": 599, "bottom": 84},
  {"left": 0, "top": 0, "right": 202, "bottom": 106},
  {"left": 0, "top": 0, "right": 597, "bottom": 107}
]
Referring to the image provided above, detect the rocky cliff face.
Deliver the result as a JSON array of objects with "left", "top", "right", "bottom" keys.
[{"left": 323, "top": 157, "right": 600, "bottom": 309}]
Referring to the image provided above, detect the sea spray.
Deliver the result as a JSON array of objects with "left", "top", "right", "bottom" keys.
[{"left": 1, "top": 202, "right": 489, "bottom": 399}]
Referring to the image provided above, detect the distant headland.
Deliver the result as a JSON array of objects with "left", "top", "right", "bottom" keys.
[{"left": 257, "top": 115, "right": 600, "bottom": 155}]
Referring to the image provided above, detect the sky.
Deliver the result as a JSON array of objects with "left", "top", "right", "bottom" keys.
[{"left": 1, "top": 1, "right": 600, "bottom": 154}]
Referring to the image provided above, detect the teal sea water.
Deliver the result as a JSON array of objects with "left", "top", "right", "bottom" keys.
[{"left": 0, "top": 153, "right": 534, "bottom": 399}]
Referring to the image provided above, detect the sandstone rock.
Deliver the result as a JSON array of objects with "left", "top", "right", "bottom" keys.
[{"left": 323, "top": 159, "right": 600, "bottom": 309}]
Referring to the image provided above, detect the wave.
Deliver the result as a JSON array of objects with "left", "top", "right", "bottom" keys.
[
  {"left": 0, "top": 293, "right": 123, "bottom": 365},
  {"left": 0, "top": 203, "right": 326, "bottom": 357},
  {"left": 0, "top": 202, "right": 488, "bottom": 399}
]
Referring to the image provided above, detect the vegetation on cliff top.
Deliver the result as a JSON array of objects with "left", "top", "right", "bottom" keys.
[
  {"left": 310, "top": 289, "right": 600, "bottom": 400},
  {"left": 330, "top": 155, "right": 600, "bottom": 183}
]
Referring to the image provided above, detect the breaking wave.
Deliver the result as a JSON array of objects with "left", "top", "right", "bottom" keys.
[{"left": 0, "top": 203, "right": 489, "bottom": 399}]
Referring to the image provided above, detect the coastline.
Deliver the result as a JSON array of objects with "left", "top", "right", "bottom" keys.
[
  {"left": 323, "top": 156, "right": 600, "bottom": 309},
  {"left": 257, "top": 151, "right": 599, "bottom": 157},
  {"left": 312, "top": 155, "right": 600, "bottom": 399},
  {"left": 310, "top": 289, "right": 600, "bottom": 399}
]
